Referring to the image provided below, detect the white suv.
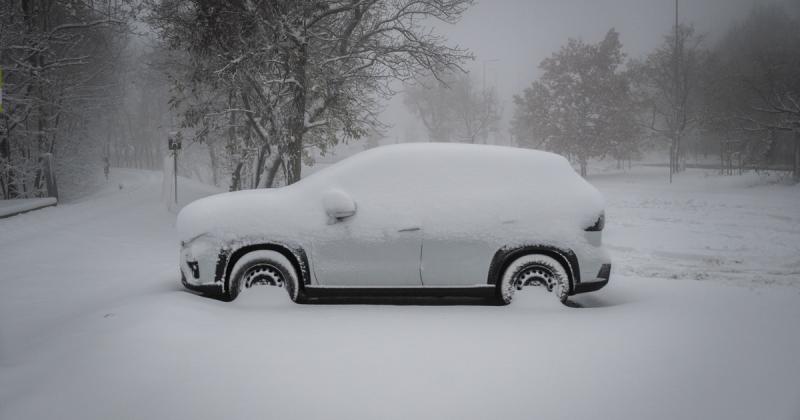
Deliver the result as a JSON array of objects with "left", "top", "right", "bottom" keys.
[{"left": 177, "top": 143, "right": 611, "bottom": 305}]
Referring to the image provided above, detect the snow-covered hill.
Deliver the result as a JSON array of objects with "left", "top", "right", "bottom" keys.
[{"left": 1, "top": 166, "right": 798, "bottom": 420}]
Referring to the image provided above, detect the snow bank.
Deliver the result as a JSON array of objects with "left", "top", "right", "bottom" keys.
[{"left": 0, "top": 197, "right": 57, "bottom": 218}]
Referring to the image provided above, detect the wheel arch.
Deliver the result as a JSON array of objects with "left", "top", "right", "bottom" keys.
[
  {"left": 487, "top": 245, "right": 580, "bottom": 294},
  {"left": 217, "top": 241, "right": 311, "bottom": 293}
]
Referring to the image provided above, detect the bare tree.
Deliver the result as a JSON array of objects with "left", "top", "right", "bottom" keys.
[
  {"left": 706, "top": 4, "right": 800, "bottom": 181},
  {"left": 404, "top": 77, "right": 456, "bottom": 143},
  {"left": 450, "top": 74, "right": 501, "bottom": 143},
  {"left": 149, "top": 0, "right": 474, "bottom": 188},
  {"left": 0, "top": 0, "right": 131, "bottom": 199},
  {"left": 404, "top": 72, "right": 500, "bottom": 144},
  {"left": 629, "top": 25, "right": 710, "bottom": 182}
]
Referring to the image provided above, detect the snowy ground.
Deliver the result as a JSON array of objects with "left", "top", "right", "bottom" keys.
[
  {"left": 595, "top": 167, "right": 800, "bottom": 288},
  {"left": 1, "top": 167, "right": 799, "bottom": 420}
]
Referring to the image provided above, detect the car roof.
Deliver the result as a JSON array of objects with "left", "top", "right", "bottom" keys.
[{"left": 301, "top": 143, "right": 574, "bottom": 186}]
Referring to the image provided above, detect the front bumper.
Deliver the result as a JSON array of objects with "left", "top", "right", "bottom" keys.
[
  {"left": 180, "top": 235, "right": 226, "bottom": 288},
  {"left": 572, "top": 263, "right": 611, "bottom": 295},
  {"left": 181, "top": 271, "right": 224, "bottom": 295}
]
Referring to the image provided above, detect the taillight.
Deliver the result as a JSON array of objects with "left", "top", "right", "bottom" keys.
[{"left": 585, "top": 212, "right": 605, "bottom": 232}]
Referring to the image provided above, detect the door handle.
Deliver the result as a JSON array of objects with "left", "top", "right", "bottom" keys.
[{"left": 398, "top": 227, "right": 421, "bottom": 233}]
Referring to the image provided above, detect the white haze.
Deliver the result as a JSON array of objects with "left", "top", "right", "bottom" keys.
[{"left": 380, "top": 0, "right": 763, "bottom": 143}]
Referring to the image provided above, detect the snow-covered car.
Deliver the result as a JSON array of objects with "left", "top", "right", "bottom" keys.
[{"left": 177, "top": 143, "right": 611, "bottom": 305}]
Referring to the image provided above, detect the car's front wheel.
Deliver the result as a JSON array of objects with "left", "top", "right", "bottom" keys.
[
  {"left": 497, "top": 254, "right": 569, "bottom": 305},
  {"left": 225, "top": 250, "right": 302, "bottom": 303}
]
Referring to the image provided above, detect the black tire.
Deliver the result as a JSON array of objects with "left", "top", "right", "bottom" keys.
[
  {"left": 224, "top": 250, "right": 303, "bottom": 303},
  {"left": 495, "top": 254, "right": 570, "bottom": 305}
]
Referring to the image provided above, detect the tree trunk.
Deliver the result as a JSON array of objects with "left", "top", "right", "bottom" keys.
[
  {"left": 225, "top": 93, "right": 237, "bottom": 188},
  {"left": 669, "top": 140, "right": 675, "bottom": 183},
  {"left": 285, "top": 43, "right": 308, "bottom": 185},
  {"left": 208, "top": 141, "right": 219, "bottom": 187},
  {"left": 41, "top": 153, "right": 58, "bottom": 200},
  {"left": 262, "top": 153, "right": 283, "bottom": 188},
  {"left": 255, "top": 139, "right": 285, "bottom": 189},
  {"left": 794, "top": 133, "right": 800, "bottom": 183},
  {"left": 244, "top": 108, "right": 284, "bottom": 189},
  {"left": 252, "top": 140, "right": 269, "bottom": 189},
  {"left": 1, "top": 134, "right": 16, "bottom": 198},
  {"left": 230, "top": 161, "right": 244, "bottom": 192},
  {"left": 286, "top": 140, "right": 303, "bottom": 184}
]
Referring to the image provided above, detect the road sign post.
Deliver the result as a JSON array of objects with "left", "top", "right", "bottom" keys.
[{"left": 168, "top": 133, "right": 182, "bottom": 205}]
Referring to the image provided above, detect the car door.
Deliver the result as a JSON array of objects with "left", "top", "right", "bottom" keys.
[
  {"left": 420, "top": 234, "right": 497, "bottom": 287},
  {"left": 311, "top": 192, "right": 423, "bottom": 287},
  {"left": 419, "top": 196, "right": 504, "bottom": 287}
]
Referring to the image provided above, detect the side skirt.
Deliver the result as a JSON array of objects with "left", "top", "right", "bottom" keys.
[{"left": 303, "top": 285, "right": 496, "bottom": 299}]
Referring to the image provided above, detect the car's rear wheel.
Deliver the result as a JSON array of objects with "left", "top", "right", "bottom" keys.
[
  {"left": 497, "top": 254, "right": 569, "bottom": 305},
  {"left": 225, "top": 250, "right": 302, "bottom": 303}
]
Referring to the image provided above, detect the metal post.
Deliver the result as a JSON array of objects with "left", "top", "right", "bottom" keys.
[
  {"left": 173, "top": 149, "right": 178, "bottom": 204},
  {"left": 169, "top": 132, "right": 181, "bottom": 205}
]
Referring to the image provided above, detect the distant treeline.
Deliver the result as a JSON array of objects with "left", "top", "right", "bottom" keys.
[
  {"left": 510, "top": 3, "right": 800, "bottom": 181},
  {"left": 3, "top": 1, "right": 799, "bottom": 201}
]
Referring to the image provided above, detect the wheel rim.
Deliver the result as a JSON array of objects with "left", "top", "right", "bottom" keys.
[
  {"left": 516, "top": 265, "right": 557, "bottom": 291},
  {"left": 241, "top": 264, "right": 283, "bottom": 290},
  {"left": 502, "top": 264, "right": 560, "bottom": 302}
]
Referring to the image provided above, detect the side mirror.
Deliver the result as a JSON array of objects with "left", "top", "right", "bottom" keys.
[{"left": 322, "top": 189, "right": 357, "bottom": 224}]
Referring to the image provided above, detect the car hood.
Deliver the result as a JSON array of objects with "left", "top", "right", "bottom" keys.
[{"left": 176, "top": 187, "right": 322, "bottom": 243}]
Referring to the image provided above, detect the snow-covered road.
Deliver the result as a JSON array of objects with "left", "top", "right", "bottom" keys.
[{"left": 1, "top": 168, "right": 799, "bottom": 420}]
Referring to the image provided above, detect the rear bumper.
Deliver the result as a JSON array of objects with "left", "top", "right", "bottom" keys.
[{"left": 572, "top": 263, "right": 611, "bottom": 295}]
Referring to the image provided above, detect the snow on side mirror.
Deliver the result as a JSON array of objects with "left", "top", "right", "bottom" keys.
[{"left": 322, "top": 189, "right": 357, "bottom": 224}]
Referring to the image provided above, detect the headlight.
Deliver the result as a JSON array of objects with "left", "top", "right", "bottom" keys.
[
  {"left": 189, "top": 236, "right": 216, "bottom": 260},
  {"left": 181, "top": 234, "right": 220, "bottom": 283},
  {"left": 585, "top": 212, "right": 605, "bottom": 232}
]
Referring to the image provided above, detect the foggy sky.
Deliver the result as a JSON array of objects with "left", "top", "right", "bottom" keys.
[{"left": 381, "top": 0, "right": 765, "bottom": 143}]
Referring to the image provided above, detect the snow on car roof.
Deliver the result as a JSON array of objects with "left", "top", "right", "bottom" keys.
[
  {"left": 177, "top": 143, "right": 604, "bottom": 248},
  {"left": 300, "top": 143, "right": 604, "bottom": 223},
  {"left": 302, "top": 143, "right": 576, "bottom": 186}
]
